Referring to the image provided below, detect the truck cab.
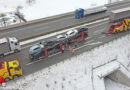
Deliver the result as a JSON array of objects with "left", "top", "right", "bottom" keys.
[
  {"left": 0, "top": 37, "right": 21, "bottom": 57},
  {"left": 8, "top": 37, "right": 21, "bottom": 52},
  {"left": 75, "top": 8, "right": 84, "bottom": 19},
  {"left": 0, "top": 60, "right": 22, "bottom": 82}
]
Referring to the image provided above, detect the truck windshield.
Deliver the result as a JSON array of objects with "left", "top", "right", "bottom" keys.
[{"left": 15, "top": 42, "right": 18, "bottom": 45}]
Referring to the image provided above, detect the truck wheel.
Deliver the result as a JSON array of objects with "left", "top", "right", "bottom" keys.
[
  {"left": 13, "top": 75, "right": 19, "bottom": 79},
  {"left": 5, "top": 78, "right": 10, "bottom": 82},
  {"left": 14, "top": 49, "right": 18, "bottom": 53},
  {"left": 0, "top": 54, "right": 4, "bottom": 57}
]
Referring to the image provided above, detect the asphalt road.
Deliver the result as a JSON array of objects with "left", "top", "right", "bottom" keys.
[{"left": 1, "top": 1, "right": 130, "bottom": 78}]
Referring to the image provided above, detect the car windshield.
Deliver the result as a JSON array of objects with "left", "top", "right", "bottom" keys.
[
  {"left": 34, "top": 47, "right": 40, "bottom": 51},
  {"left": 29, "top": 44, "right": 40, "bottom": 53},
  {"left": 66, "top": 31, "right": 74, "bottom": 35}
]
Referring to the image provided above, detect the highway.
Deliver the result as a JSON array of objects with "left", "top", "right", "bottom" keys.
[{"left": 0, "top": 1, "right": 130, "bottom": 78}]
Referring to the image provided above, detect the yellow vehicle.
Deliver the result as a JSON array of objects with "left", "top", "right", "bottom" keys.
[
  {"left": 0, "top": 60, "right": 22, "bottom": 82},
  {"left": 115, "top": 18, "right": 130, "bottom": 32},
  {"left": 106, "top": 18, "right": 130, "bottom": 34}
]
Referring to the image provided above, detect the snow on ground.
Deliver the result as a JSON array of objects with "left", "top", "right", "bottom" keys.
[{"left": 1, "top": 33, "right": 130, "bottom": 90}]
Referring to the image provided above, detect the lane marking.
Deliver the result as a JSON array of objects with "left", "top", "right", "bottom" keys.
[
  {"left": 87, "top": 42, "right": 102, "bottom": 45},
  {"left": 26, "top": 52, "right": 61, "bottom": 65},
  {"left": 89, "top": 21, "right": 108, "bottom": 28},
  {"left": 85, "top": 39, "right": 95, "bottom": 44},
  {"left": 98, "top": 35, "right": 106, "bottom": 39},
  {"left": 93, "top": 29, "right": 105, "bottom": 35},
  {"left": 86, "top": 36, "right": 91, "bottom": 39}
]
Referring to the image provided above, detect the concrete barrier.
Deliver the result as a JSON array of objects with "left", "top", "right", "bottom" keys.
[{"left": 108, "top": 65, "right": 130, "bottom": 87}]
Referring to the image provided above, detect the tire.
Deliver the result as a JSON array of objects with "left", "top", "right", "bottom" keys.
[
  {"left": 114, "top": 31, "right": 117, "bottom": 34},
  {"left": 14, "top": 49, "right": 18, "bottom": 53},
  {"left": 5, "top": 78, "right": 10, "bottom": 82},
  {"left": 13, "top": 75, "right": 19, "bottom": 79},
  {"left": 0, "top": 54, "right": 4, "bottom": 57}
]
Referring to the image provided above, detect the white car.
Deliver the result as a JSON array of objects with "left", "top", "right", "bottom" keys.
[{"left": 66, "top": 30, "right": 78, "bottom": 38}]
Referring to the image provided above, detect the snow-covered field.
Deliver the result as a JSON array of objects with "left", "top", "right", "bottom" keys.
[{"left": 1, "top": 33, "right": 130, "bottom": 90}]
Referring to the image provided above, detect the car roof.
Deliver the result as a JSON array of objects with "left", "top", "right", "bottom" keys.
[
  {"left": 66, "top": 29, "right": 77, "bottom": 35},
  {"left": 76, "top": 27, "right": 88, "bottom": 31},
  {"left": 43, "top": 38, "right": 59, "bottom": 44},
  {"left": 30, "top": 44, "right": 40, "bottom": 51},
  {"left": 46, "top": 38, "right": 58, "bottom": 42}
]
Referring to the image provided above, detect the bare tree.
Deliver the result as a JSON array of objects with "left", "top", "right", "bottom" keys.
[
  {"left": 15, "top": 6, "right": 27, "bottom": 23},
  {"left": 0, "top": 13, "right": 7, "bottom": 26}
]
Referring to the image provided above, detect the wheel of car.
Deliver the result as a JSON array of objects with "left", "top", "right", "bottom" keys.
[
  {"left": 0, "top": 54, "right": 4, "bottom": 57},
  {"left": 5, "top": 78, "right": 10, "bottom": 82},
  {"left": 13, "top": 75, "right": 19, "bottom": 79}
]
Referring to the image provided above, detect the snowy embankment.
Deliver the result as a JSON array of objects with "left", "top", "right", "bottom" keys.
[{"left": 1, "top": 35, "right": 130, "bottom": 90}]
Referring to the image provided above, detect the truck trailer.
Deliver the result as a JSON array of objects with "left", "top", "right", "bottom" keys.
[
  {"left": 75, "top": 6, "right": 107, "bottom": 19},
  {"left": 29, "top": 27, "right": 88, "bottom": 61},
  {"left": 0, "top": 37, "right": 21, "bottom": 57},
  {"left": 109, "top": 7, "right": 130, "bottom": 22}
]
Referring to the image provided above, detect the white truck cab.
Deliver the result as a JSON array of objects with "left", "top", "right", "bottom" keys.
[
  {"left": 8, "top": 37, "right": 21, "bottom": 51},
  {"left": 0, "top": 37, "right": 21, "bottom": 56}
]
